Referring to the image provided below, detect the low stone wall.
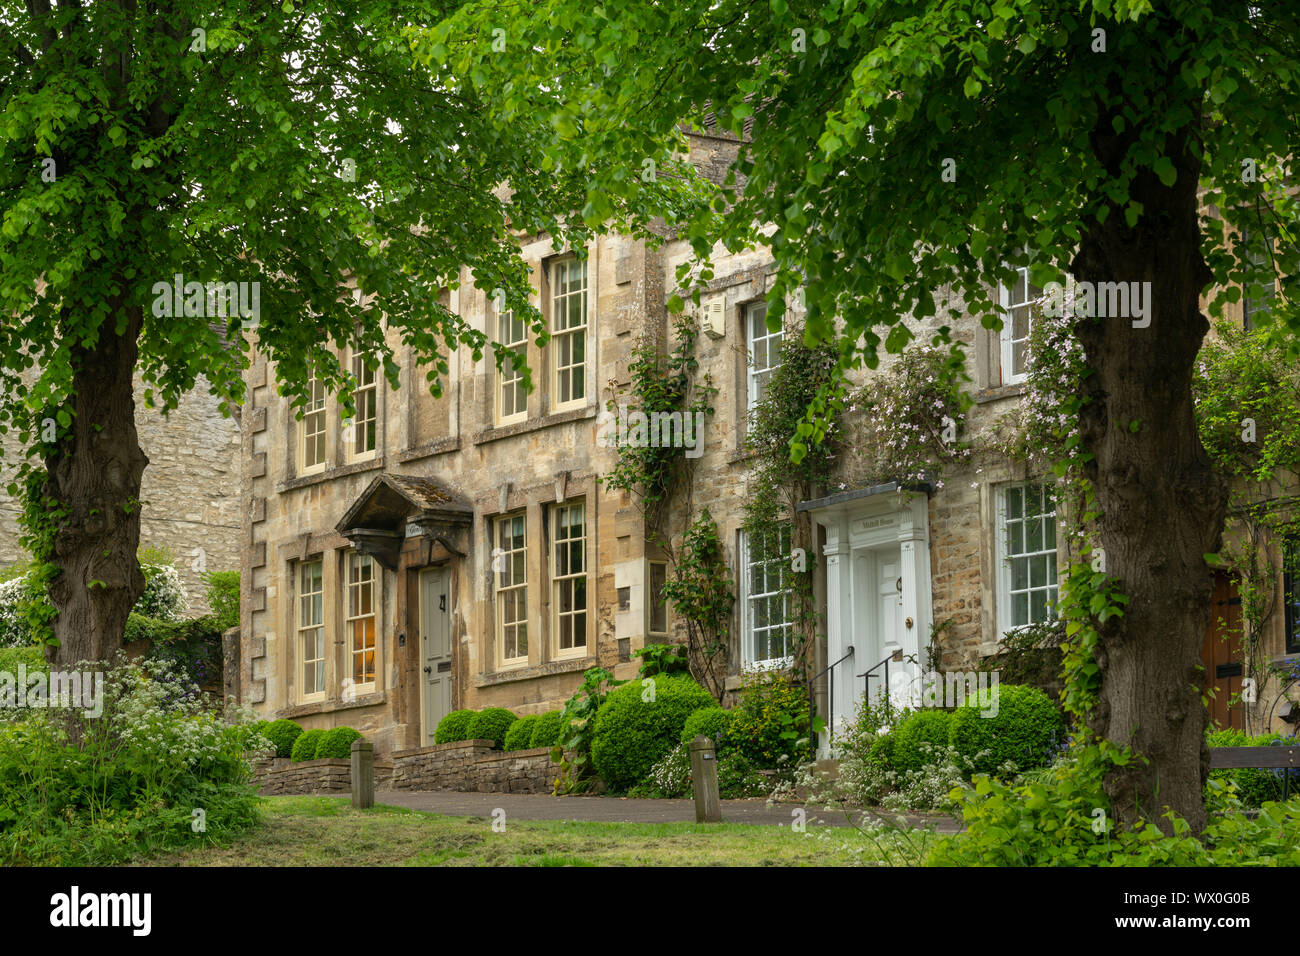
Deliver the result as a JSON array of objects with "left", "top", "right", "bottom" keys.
[
  {"left": 388, "top": 739, "right": 560, "bottom": 794},
  {"left": 252, "top": 756, "right": 393, "bottom": 796}
]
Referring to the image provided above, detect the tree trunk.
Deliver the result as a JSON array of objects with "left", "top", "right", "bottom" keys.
[
  {"left": 1072, "top": 119, "right": 1226, "bottom": 833},
  {"left": 44, "top": 303, "right": 149, "bottom": 667}
]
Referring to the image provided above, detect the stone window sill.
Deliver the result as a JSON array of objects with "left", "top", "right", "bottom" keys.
[
  {"left": 278, "top": 691, "right": 388, "bottom": 719},
  {"left": 472, "top": 405, "right": 598, "bottom": 446},
  {"left": 278, "top": 457, "right": 387, "bottom": 493},
  {"left": 396, "top": 436, "right": 461, "bottom": 464},
  {"left": 475, "top": 656, "right": 596, "bottom": 687},
  {"left": 972, "top": 384, "right": 1025, "bottom": 405}
]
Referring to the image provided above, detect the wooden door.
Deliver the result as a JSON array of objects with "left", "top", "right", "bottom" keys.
[{"left": 1202, "top": 570, "right": 1244, "bottom": 731}]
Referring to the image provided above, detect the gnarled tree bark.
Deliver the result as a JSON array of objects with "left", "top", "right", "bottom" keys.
[
  {"left": 1073, "top": 112, "right": 1227, "bottom": 833},
  {"left": 44, "top": 302, "right": 149, "bottom": 667}
]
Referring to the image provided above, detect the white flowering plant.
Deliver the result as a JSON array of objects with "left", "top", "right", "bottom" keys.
[
  {"left": 0, "top": 558, "right": 189, "bottom": 649},
  {"left": 845, "top": 343, "right": 971, "bottom": 489},
  {"left": 0, "top": 654, "right": 271, "bottom": 864},
  {"left": 993, "top": 289, "right": 1089, "bottom": 474}
]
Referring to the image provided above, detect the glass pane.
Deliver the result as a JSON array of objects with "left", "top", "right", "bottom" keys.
[
  {"left": 1030, "top": 589, "right": 1048, "bottom": 623},
  {"left": 1012, "top": 304, "right": 1030, "bottom": 340},
  {"left": 1012, "top": 341, "right": 1027, "bottom": 377},
  {"left": 1013, "top": 592, "right": 1029, "bottom": 627},
  {"left": 1024, "top": 486, "right": 1041, "bottom": 517},
  {"left": 1012, "top": 557, "right": 1029, "bottom": 591},
  {"left": 1006, "top": 487, "right": 1022, "bottom": 520},
  {"left": 1031, "top": 555, "right": 1047, "bottom": 588},
  {"left": 1024, "top": 516, "right": 1042, "bottom": 553},
  {"left": 1009, "top": 521, "right": 1024, "bottom": 556}
]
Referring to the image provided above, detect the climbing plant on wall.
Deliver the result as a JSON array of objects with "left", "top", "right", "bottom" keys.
[
  {"left": 1195, "top": 321, "right": 1300, "bottom": 732},
  {"left": 741, "top": 327, "right": 839, "bottom": 679},
  {"left": 600, "top": 312, "right": 728, "bottom": 690}
]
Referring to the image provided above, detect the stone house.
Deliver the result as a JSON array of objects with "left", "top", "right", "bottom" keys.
[
  {"left": 0, "top": 374, "right": 241, "bottom": 612},
  {"left": 235, "top": 132, "right": 1296, "bottom": 755}
]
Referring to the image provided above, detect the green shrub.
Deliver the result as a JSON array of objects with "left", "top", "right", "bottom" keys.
[
  {"left": 467, "top": 708, "right": 517, "bottom": 749},
  {"left": 727, "top": 670, "right": 813, "bottom": 768},
  {"left": 0, "top": 656, "right": 262, "bottom": 865},
  {"left": 680, "top": 707, "right": 734, "bottom": 751},
  {"left": 925, "top": 741, "right": 1211, "bottom": 866},
  {"left": 530, "top": 710, "right": 564, "bottom": 749},
  {"left": 204, "top": 570, "right": 240, "bottom": 632},
  {"left": 892, "top": 710, "right": 954, "bottom": 772},
  {"left": 867, "top": 733, "right": 894, "bottom": 767},
  {"left": 591, "top": 674, "right": 718, "bottom": 792},
  {"left": 263, "top": 719, "right": 304, "bottom": 759},
  {"left": 553, "top": 666, "right": 625, "bottom": 793},
  {"left": 314, "top": 727, "right": 363, "bottom": 759},
  {"left": 1207, "top": 728, "right": 1294, "bottom": 807},
  {"left": 434, "top": 709, "right": 477, "bottom": 744},
  {"left": 504, "top": 715, "right": 540, "bottom": 751},
  {"left": 290, "top": 729, "right": 326, "bottom": 762},
  {"left": 947, "top": 683, "right": 1065, "bottom": 777},
  {"left": 0, "top": 645, "right": 45, "bottom": 675}
]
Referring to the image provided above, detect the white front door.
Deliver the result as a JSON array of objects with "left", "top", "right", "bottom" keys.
[
  {"left": 419, "top": 568, "right": 453, "bottom": 747},
  {"left": 855, "top": 544, "right": 903, "bottom": 709}
]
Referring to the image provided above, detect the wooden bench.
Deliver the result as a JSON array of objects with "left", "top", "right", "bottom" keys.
[{"left": 1209, "top": 745, "right": 1300, "bottom": 799}]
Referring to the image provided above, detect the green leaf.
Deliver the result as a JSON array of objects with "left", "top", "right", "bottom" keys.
[{"left": 1152, "top": 156, "right": 1177, "bottom": 187}]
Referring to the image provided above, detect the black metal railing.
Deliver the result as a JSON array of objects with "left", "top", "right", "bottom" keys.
[
  {"left": 807, "top": 646, "right": 853, "bottom": 755},
  {"left": 858, "top": 651, "right": 901, "bottom": 721}
]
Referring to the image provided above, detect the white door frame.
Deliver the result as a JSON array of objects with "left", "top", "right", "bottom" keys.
[{"left": 809, "top": 489, "right": 932, "bottom": 758}]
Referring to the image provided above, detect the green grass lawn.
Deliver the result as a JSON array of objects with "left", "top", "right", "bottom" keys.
[{"left": 141, "top": 796, "right": 937, "bottom": 866}]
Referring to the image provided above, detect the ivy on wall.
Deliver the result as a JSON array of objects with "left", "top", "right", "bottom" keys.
[
  {"left": 1194, "top": 321, "right": 1300, "bottom": 731},
  {"left": 741, "top": 329, "right": 839, "bottom": 679},
  {"left": 600, "top": 312, "right": 730, "bottom": 692}
]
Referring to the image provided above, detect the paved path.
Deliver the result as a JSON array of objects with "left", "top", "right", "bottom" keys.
[{"left": 324, "top": 790, "right": 963, "bottom": 832}]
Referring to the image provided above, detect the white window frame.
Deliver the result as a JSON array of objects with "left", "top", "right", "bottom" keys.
[
  {"left": 298, "top": 372, "right": 327, "bottom": 476},
  {"left": 998, "top": 265, "right": 1038, "bottom": 386},
  {"left": 745, "top": 301, "right": 783, "bottom": 414},
  {"left": 345, "top": 350, "right": 378, "bottom": 462},
  {"left": 740, "top": 526, "right": 794, "bottom": 670},
  {"left": 494, "top": 512, "right": 529, "bottom": 667},
  {"left": 995, "top": 482, "right": 1059, "bottom": 639},
  {"left": 345, "top": 552, "right": 379, "bottom": 695},
  {"left": 495, "top": 308, "right": 528, "bottom": 426},
  {"left": 1241, "top": 230, "right": 1277, "bottom": 330},
  {"left": 551, "top": 501, "right": 588, "bottom": 658},
  {"left": 549, "top": 258, "right": 588, "bottom": 411},
  {"left": 297, "top": 559, "right": 325, "bottom": 703},
  {"left": 647, "top": 559, "right": 669, "bottom": 637}
]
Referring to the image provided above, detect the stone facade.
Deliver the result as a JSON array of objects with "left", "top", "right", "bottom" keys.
[
  {"left": 239, "top": 131, "right": 1292, "bottom": 754},
  {"left": 0, "top": 374, "right": 241, "bottom": 612}
]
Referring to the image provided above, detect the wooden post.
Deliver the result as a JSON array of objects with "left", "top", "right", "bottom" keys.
[
  {"left": 351, "top": 739, "right": 374, "bottom": 809},
  {"left": 689, "top": 734, "right": 722, "bottom": 823}
]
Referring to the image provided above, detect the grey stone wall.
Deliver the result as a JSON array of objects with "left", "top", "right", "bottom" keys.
[{"left": 0, "top": 374, "right": 241, "bottom": 613}]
